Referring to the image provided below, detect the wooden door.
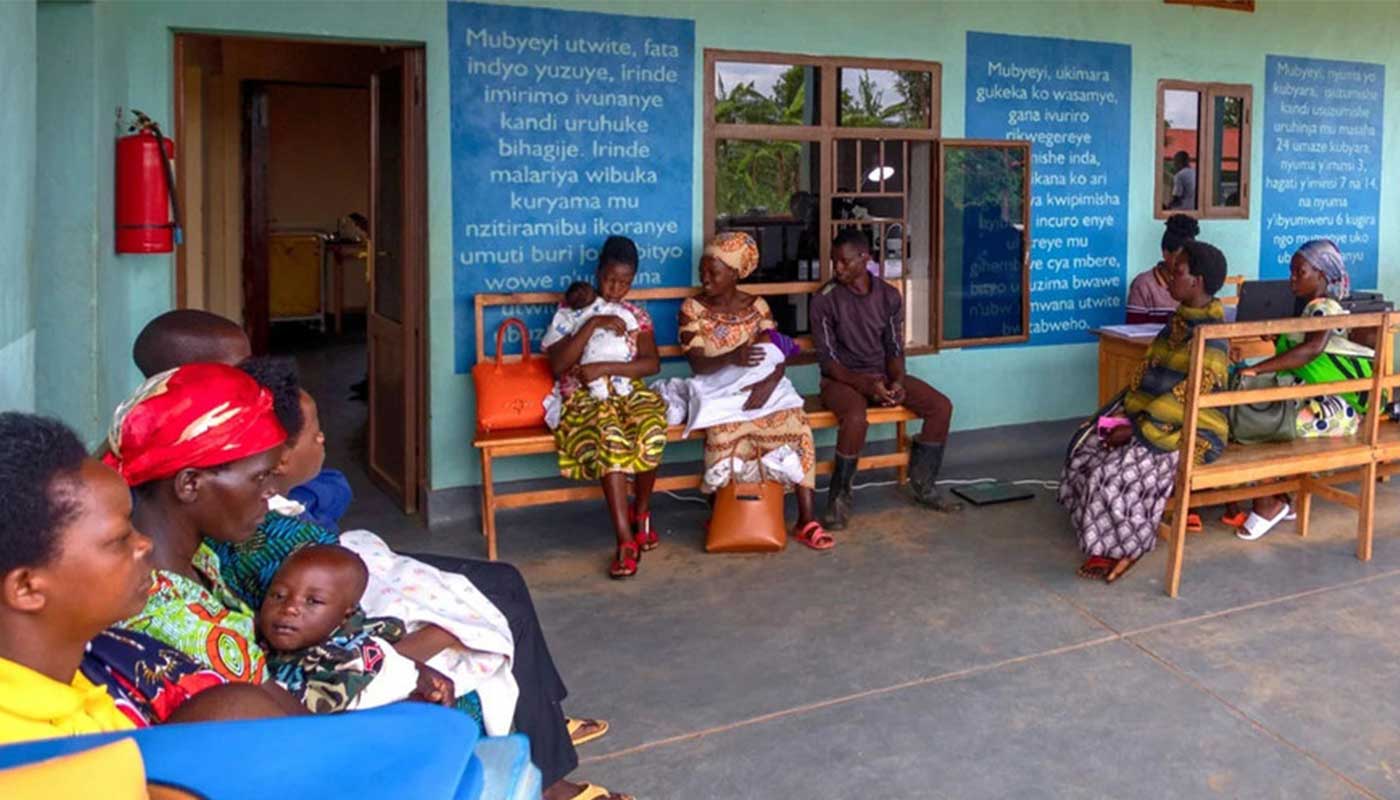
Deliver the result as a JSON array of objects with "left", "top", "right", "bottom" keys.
[
  {"left": 241, "top": 81, "right": 271, "bottom": 355},
  {"left": 368, "top": 50, "right": 426, "bottom": 512}
]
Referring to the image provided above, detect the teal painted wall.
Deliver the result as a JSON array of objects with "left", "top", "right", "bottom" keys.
[
  {"left": 30, "top": 0, "right": 1400, "bottom": 487},
  {"left": 0, "top": 1, "right": 36, "bottom": 413}
]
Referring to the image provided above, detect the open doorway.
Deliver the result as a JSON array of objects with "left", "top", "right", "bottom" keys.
[{"left": 174, "top": 34, "right": 427, "bottom": 516}]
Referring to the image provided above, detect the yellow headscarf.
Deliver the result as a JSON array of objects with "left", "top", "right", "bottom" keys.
[{"left": 703, "top": 231, "right": 760, "bottom": 279}]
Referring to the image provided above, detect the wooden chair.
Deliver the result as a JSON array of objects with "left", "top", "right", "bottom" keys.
[{"left": 1160, "top": 312, "right": 1391, "bottom": 597}]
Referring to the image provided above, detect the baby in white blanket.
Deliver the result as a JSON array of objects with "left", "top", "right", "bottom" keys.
[{"left": 553, "top": 281, "right": 638, "bottom": 400}]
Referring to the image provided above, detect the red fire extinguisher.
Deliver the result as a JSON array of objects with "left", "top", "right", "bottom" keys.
[{"left": 116, "top": 110, "right": 182, "bottom": 254}]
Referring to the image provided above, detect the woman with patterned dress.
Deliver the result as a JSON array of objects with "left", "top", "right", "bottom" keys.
[
  {"left": 1236, "top": 239, "right": 1377, "bottom": 540},
  {"left": 102, "top": 363, "right": 294, "bottom": 697},
  {"left": 1059, "top": 241, "right": 1231, "bottom": 583},
  {"left": 679, "top": 232, "right": 831, "bottom": 550},
  {"left": 544, "top": 236, "right": 668, "bottom": 579}
]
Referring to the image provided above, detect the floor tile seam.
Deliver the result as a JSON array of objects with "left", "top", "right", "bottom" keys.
[
  {"left": 577, "top": 570, "right": 1400, "bottom": 766},
  {"left": 578, "top": 632, "right": 1122, "bottom": 766},
  {"left": 1119, "top": 568, "right": 1400, "bottom": 640},
  {"left": 1037, "top": 578, "right": 1126, "bottom": 637},
  {"left": 1123, "top": 636, "right": 1385, "bottom": 800}
]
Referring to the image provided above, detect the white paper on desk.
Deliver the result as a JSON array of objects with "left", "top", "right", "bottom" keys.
[{"left": 1097, "top": 323, "right": 1164, "bottom": 338}]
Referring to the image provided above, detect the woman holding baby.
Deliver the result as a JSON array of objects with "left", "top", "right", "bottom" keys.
[
  {"left": 680, "top": 232, "right": 831, "bottom": 550},
  {"left": 543, "top": 236, "right": 668, "bottom": 579}
]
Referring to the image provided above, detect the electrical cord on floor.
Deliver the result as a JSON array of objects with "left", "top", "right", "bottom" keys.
[{"left": 660, "top": 476, "right": 1058, "bottom": 505}]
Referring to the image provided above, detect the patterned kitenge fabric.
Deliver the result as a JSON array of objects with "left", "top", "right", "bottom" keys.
[
  {"left": 679, "top": 295, "right": 816, "bottom": 492},
  {"left": 264, "top": 608, "right": 485, "bottom": 729},
  {"left": 1281, "top": 297, "right": 1375, "bottom": 429},
  {"left": 80, "top": 627, "right": 228, "bottom": 726},
  {"left": 550, "top": 298, "right": 667, "bottom": 479},
  {"left": 1059, "top": 301, "right": 1231, "bottom": 561},
  {"left": 1124, "top": 300, "right": 1230, "bottom": 464},
  {"left": 103, "top": 363, "right": 286, "bottom": 487},
  {"left": 265, "top": 610, "right": 407, "bottom": 714},
  {"left": 118, "top": 542, "right": 266, "bottom": 684},
  {"left": 1058, "top": 437, "right": 1180, "bottom": 560},
  {"left": 210, "top": 510, "right": 337, "bottom": 610},
  {"left": 554, "top": 384, "right": 668, "bottom": 480}
]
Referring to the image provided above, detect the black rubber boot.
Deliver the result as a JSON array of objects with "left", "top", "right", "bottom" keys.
[
  {"left": 908, "top": 441, "right": 962, "bottom": 512},
  {"left": 822, "top": 454, "right": 859, "bottom": 530}
]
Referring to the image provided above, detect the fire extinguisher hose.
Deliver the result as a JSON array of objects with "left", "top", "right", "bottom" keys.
[{"left": 149, "top": 124, "right": 184, "bottom": 246}]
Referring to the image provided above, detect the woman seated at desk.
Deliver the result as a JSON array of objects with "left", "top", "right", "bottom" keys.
[
  {"left": 1060, "top": 241, "right": 1230, "bottom": 584},
  {"left": 1125, "top": 214, "right": 1199, "bottom": 324},
  {"left": 1234, "top": 239, "right": 1377, "bottom": 541}
]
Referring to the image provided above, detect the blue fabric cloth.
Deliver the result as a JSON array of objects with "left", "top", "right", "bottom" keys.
[
  {"left": 0, "top": 703, "right": 483, "bottom": 800},
  {"left": 287, "top": 469, "right": 354, "bottom": 535}
]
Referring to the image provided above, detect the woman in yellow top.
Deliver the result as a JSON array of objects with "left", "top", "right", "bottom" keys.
[{"left": 0, "top": 413, "right": 152, "bottom": 743}]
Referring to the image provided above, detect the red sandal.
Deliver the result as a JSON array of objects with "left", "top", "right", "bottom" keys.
[
  {"left": 631, "top": 510, "right": 658, "bottom": 551},
  {"left": 794, "top": 520, "right": 835, "bottom": 551},
  {"left": 609, "top": 541, "right": 640, "bottom": 579}
]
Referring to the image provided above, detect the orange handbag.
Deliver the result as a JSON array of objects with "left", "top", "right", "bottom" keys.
[
  {"left": 472, "top": 318, "right": 555, "bottom": 432},
  {"left": 705, "top": 453, "right": 788, "bottom": 553}
]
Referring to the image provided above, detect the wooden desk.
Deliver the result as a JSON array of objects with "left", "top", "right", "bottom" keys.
[{"left": 1093, "top": 328, "right": 1276, "bottom": 406}]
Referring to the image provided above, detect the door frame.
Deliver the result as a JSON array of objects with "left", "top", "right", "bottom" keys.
[
  {"left": 172, "top": 33, "right": 431, "bottom": 514},
  {"left": 367, "top": 47, "right": 428, "bottom": 513}
]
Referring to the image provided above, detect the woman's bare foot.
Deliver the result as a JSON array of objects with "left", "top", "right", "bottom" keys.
[
  {"left": 544, "top": 779, "right": 632, "bottom": 800},
  {"left": 1253, "top": 494, "right": 1287, "bottom": 520},
  {"left": 1077, "top": 556, "right": 1114, "bottom": 580}
]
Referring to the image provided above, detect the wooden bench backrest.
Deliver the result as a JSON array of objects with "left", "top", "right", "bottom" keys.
[
  {"left": 473, "top": 282, "right": 825, "bottom": 363},
  {"left": 1176, "top": 312, "right": 1393, "bottom": 477}
]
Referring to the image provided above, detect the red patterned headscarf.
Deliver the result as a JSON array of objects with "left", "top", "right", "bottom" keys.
[{"left": 103, "top": 363, "right": 287, "bottom": 487}]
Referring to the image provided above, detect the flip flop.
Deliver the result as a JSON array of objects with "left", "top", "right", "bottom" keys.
[
  {"left": 1221, "top": 510, "right": 1249, "bottom": 528},
  {"left": 794, "top": 520, "right": 834, "bottom": 551},
  {"left": 1237, "top": 504, "right": 1292, "bottom": 541},
  {"left": 566, "top": 784, "right": 633, "bottom": 800},
  {"left": 1186, "top": 513, "right": 1203, "bottom": 533},
  {"left": 566, "top": 717, "right": 610, "bottom": 747}
]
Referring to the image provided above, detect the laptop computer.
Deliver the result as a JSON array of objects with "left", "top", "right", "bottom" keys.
[{"left": 1235, "top": 280, "right": 1299, "bottom": 322}]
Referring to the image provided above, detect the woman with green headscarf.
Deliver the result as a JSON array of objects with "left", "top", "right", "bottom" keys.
[{"left": 1237, "top": 239, "right": 1376, "bottom": 540}]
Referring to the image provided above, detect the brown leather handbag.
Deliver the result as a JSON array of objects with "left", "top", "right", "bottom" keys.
[{"left": 705, "top": 453, "right": 787, "bottom": 553}]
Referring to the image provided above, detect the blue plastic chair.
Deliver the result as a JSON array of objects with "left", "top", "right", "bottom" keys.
[
  {"left": 0, "top": 703, "right": 483, "bottom": 800},
  {"left": 474, "top": 734, "right": 541, "bottom": 800}
]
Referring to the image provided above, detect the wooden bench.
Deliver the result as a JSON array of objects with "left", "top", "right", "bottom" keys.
[
  {"left": 1160, "top": 312, "right": 1393, "bottom": 597},
  {"left": 471, "top": 288, "right": 916, "bottom": 560}
]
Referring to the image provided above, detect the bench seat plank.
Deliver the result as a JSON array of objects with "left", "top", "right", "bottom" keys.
[
  {"left": 1191, "top": 437, "right": 1374, "bottom": 490},
  {"left": 473, "top": 396, "right": 917, "bottom": 451}
]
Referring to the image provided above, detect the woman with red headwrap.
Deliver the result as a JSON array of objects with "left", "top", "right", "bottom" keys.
[{"left": 103, "top": 363, "right": 291, "bottom": 687}]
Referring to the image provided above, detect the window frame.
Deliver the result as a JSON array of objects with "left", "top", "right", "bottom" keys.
[
  {"left": 1155, "top": 79, "right": 1253, "bottom": 220},
  {"left": 934, "top": 139, "right": 1032, "bottom": 349},
  {"left": 704, "top": 49, "right": 943, "bottom": 351}
]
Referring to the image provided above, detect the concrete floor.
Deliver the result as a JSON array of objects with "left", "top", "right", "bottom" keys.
[{"left": 286, "top": 327, "right": 1400, "bottom": 799}]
